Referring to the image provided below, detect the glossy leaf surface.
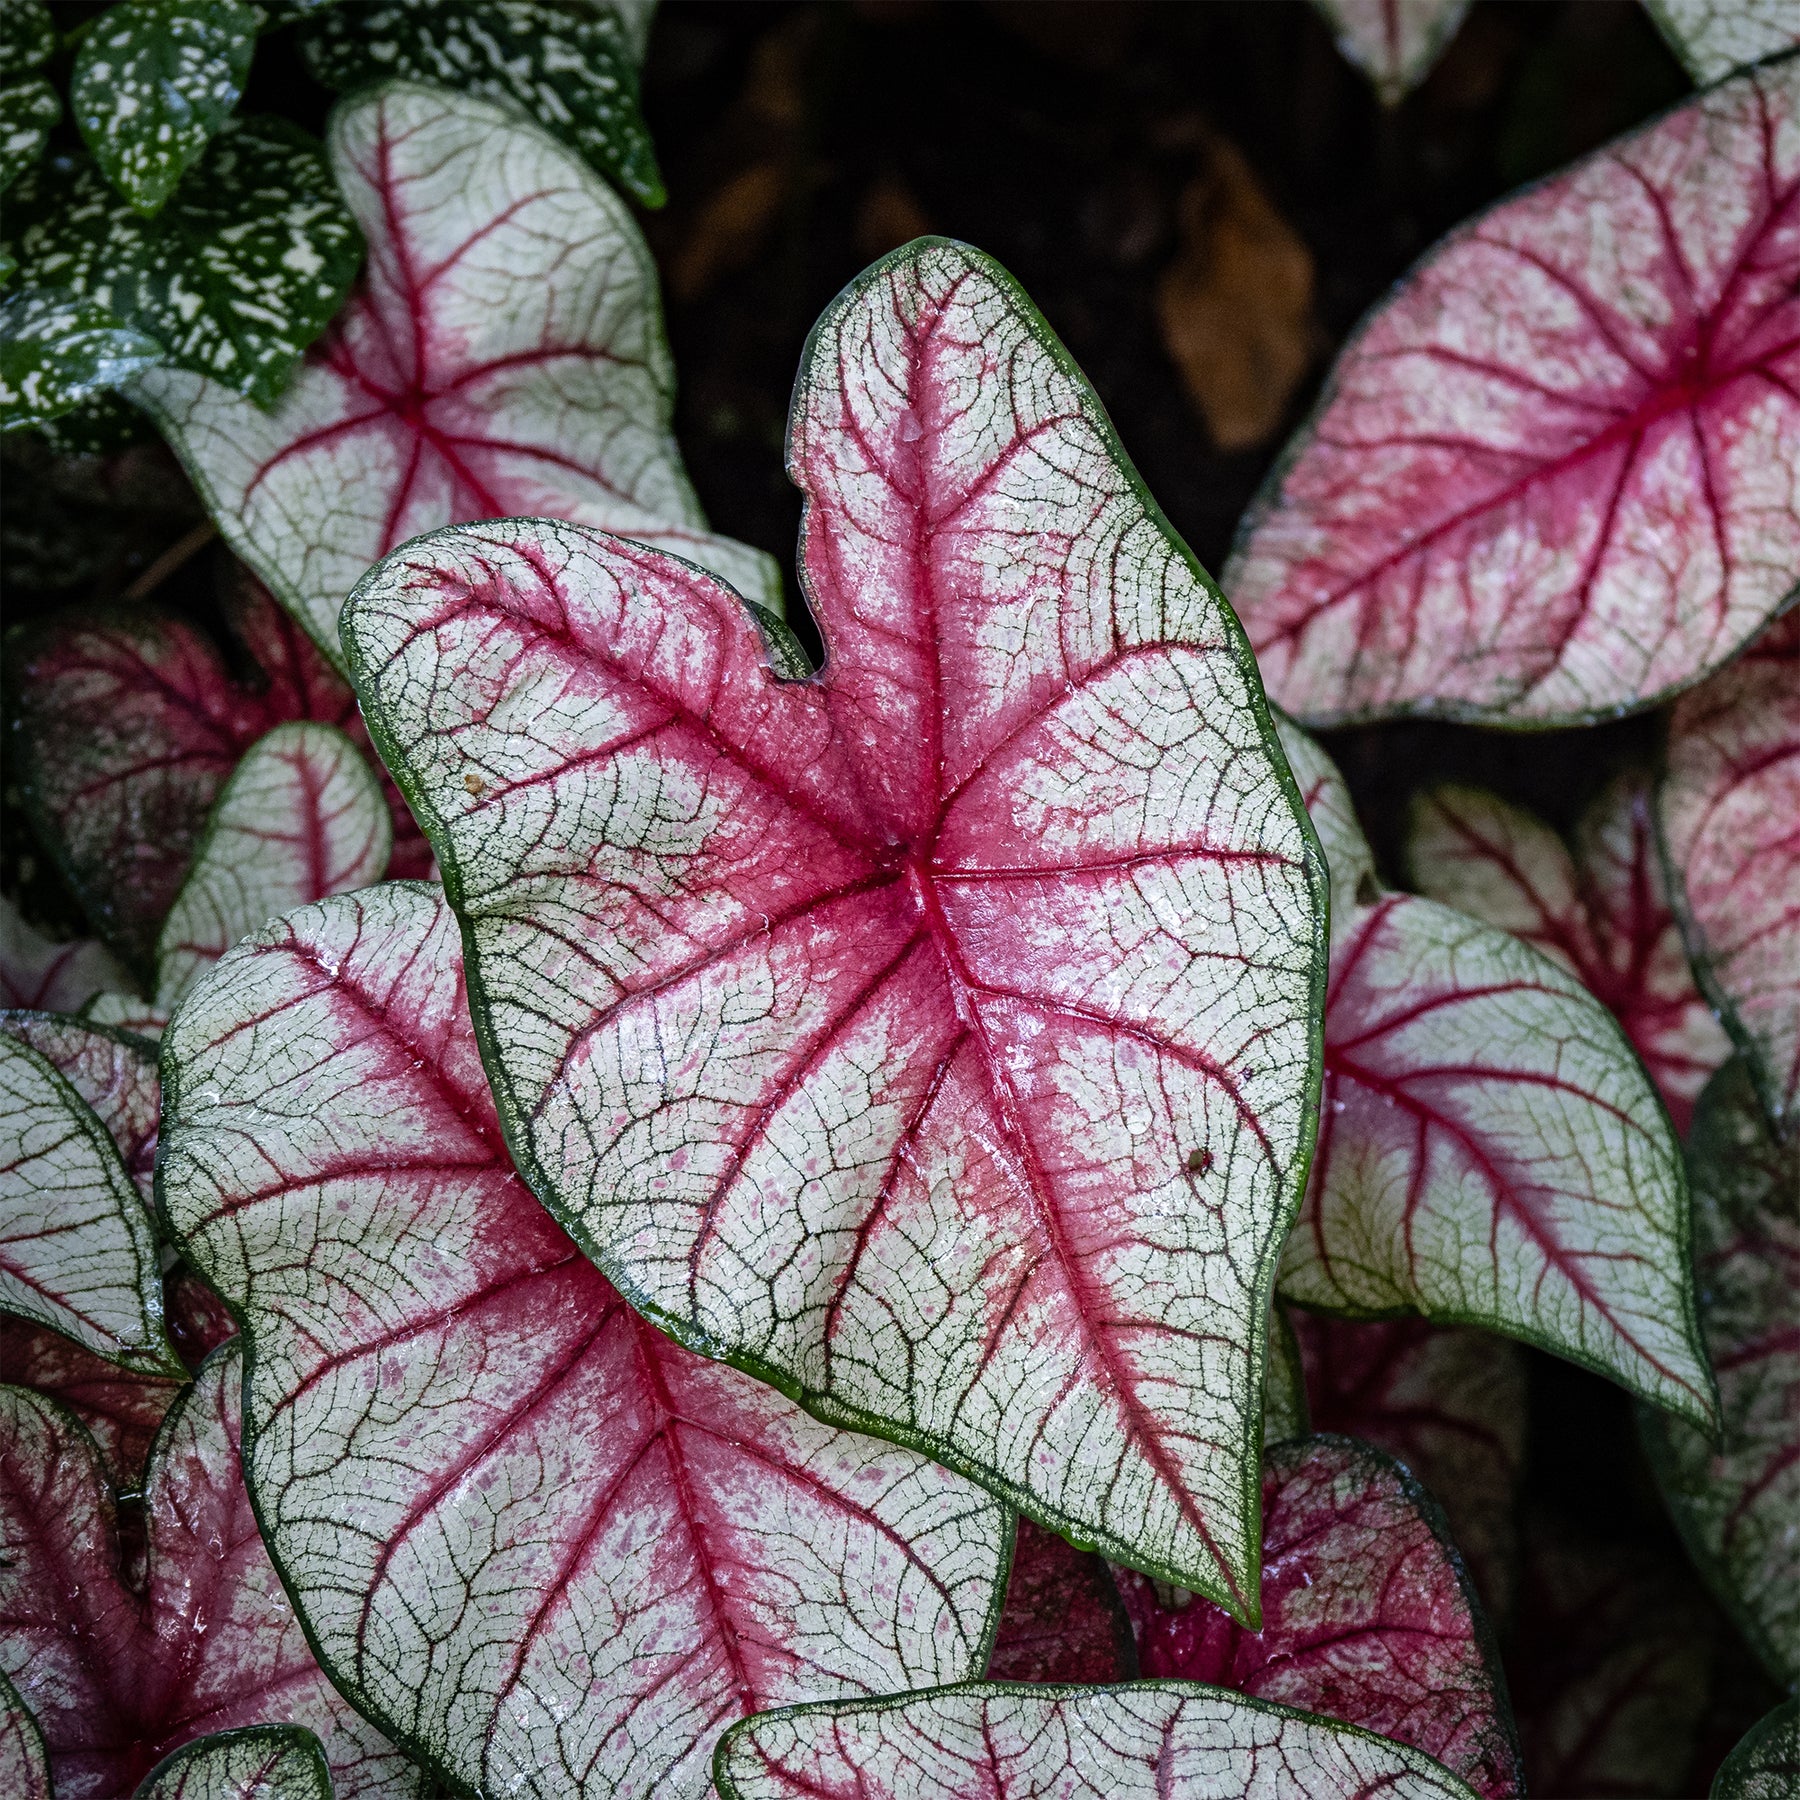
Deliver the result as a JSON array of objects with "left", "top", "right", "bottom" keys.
[
  {"left": 0, "top": 287, "right": 163, "bottom": 431},
  {"left": 1275, "top": 722, "right": 1713, "bottom": 1426},
  {"left": 0, "top": 1352, "right": 419, "bottom": 1800},
  {"left": 139, "top": 81, "right": 780, "bottom": 665},
  {"left": 1646, "top": 1, "right": 1800, "bottom": 83},
  {"left": 1113, "top": 1436, "right": 1520, "bottom": 1799},
  {"left": 1228, "top": 59, "right": 1800, "bottom": 726},
  {"left": 138, "top": 1728, "right": 333, "bottom": 1800},
  {"left": 345, "top": 238, "right": 1329, "bottom": 1610},
  {"left": 1309, "top": 0, "right": 1470, "bottom": 104},
  {"left": 1641, "top": 1059, "right": 1799, "bottom": 1685},
  {"left": 1659, "top": 610, "right": 1800, "bottom": 1137},
  {"left": 159, "top": 882, "right": 1010, "bottom": 1800},
  {"left": 1409, "top": 778, "right": 1729, "bottom": 1133},
  {"left": 987, "top": 1520, "right": 1137, "bottom": 1686},
  {"left": 1712, "top": 1699, "right": 1800, "bottom": 1800},
  {"left": 715, "top": 1683, "right": 1482, "bottom": 1800},
  {"left": 0, "top": 897, "right": 131, "bottom": 1015}
]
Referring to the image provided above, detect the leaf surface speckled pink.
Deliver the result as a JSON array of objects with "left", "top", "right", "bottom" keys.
[
  {"left": 1228, "top": 58, "right": 1800, "bottom": 725},
  {"left": 343, "top": 238, "right": 1329, "bottom": 1613}
]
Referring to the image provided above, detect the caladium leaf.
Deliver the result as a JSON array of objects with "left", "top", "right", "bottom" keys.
[
  {"left": 158, "top": 882, "right": 1011, "bottom": 1800},
  {"left": 986, "top": 1520, "right": 1137, "bottom": 1686},
  {"left": 1645, "top": 1, "right": 1800, "bottom": 84},
  {"left": 0, "top": 1671, "right": 50, "bottom": 1800},
  {"left": 1227, "top": 57, "right": 1800, "bottom": 727},
  {"left": 343, "top": 238, "right": 1331, "bottom": 1612},
  {"left": 1274, "top": 720, "right": 1715, "bottom": 1428},
  {"left": 155, "top": 721, "right": 391, "bottom": 1008},
  {"left": 0, "top": 77, "right": 57, "bottom": 194},
  {"left": 299, "top": 0, "right": 664, "bottom": 207},
  {"left": 1290, "top": 1313, "right": 1526, "bottom": 1619},
  {"left": 139, "top": 1727, "right": 333, "bottom": 1800},
  {"left": 714, "top": 1683, "right": 1484, "bottom": 1800},
  {"left": 0, "top": 1032, "right": 178, "bottom": 1373},
  {"left": 1263, "top": 1299, "right": 1310, "bottom": 1442},
  {"left": 1639, "top": 1058, "right": 1799, "bottom": 1686},
  {"left": 1408, "top": 778, "right": 1730, "bottom": 1134},
  {"left": 1712, "top": 1698, "right": 1800, "bottom": 1800},
  {"left": 1659, "top": 610, "right": 1800, "bottom": 1138},
  {"left": 1309, "top": 0, "right": 1470, "bottom": 105},
  {"left": 71, "top": 0, "right": 260, "bottom": 216},
  {"left": 0, "top": 896, "right": 132, "bottom": 1014},
  {"left": 0, "top": 287, "right": 164, "bottom": 431},
  {"left": 1113, "top": 1436, "right": 1521, "bottom": 1800},
  {"left": 0, "top": 1351, "right": 421, "bottom": 1800},
  {"left": 137, "top": 81, "right": 781, "bottom": 667}
]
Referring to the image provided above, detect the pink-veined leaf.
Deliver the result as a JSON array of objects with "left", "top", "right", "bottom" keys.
[
  {"left": 986, "top": 1520, "right": 1137, "bottom": 1687},
  {"left": 1112, "top": 1435, "right": 1521, "bottom": 1800},
  {"left": 0, "top": 1671, "right": 51, "bottom": 1800},
  {"left": 157, "top": 882, "right": 1011, "bottom": 1800},
  {"left": 1308, "top": 0, "right": 1470, "bottom": 105},
  {"left": 1274, "top": 720, "right": 1715, "bottom": 1427},
  {"left": 135, "top": 80, "right": 782, "bottom": 665},
  {"left": 1408, "top": 777, "right": 1730, "bottom": 1134},
  {"left": 1645, "top": 1, "right": 1800, "bottom": 84},
  {"left": 0, "top": 896, "right": 131, "bottom": 1013},
  {"left": 1290, "top": 1313, "right": 1527, "bottom": 1620},
  {"left": 1712, "top": 1698, "right": 1800, "bottom": 1800},
  {"left": 85, "top": 995, "right": 174, "bottom": 1039},
  {"left": 1658, "top": 610, "right": 1800, "bottom": 1138},
  {"left": 164, "top": 1266, "right": 238, "bottom": 1369},
  {"left": 138, "top": 1727, "right": 333, "bottom": 1800},
  {"left": 713, "top": 1682, "right": 1483, "bottom": 1800},
  {"left": 1227, "top": 57, "right": 1800, "bottom": 727},
  {"left": 0, "top": 1349, "right": 422, "bottom": 1800},
  {"left": 342, "top": 238, "right": 1330, "bottom": 1613},
  {"left": 1640, "top": 1057, "right": 1799, "bottom": 1686}
]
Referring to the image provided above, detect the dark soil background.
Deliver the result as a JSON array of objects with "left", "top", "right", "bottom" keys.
[{"left": 1, "top": 4, "right": 1782, "bottom": 1790}]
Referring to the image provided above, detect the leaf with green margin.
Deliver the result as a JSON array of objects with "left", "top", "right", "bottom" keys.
[
  {"left": 1639, "top": 1058, "right": 1799, "bottom": 1687},
  {"left": 0, "top": 77, "right": 57, "bottom": 194},
  {"left": 72, "top": 0, "right": 260, "bottom": 216},
  {"left": 1644, "top": 0, "right": 1800, "bottom": 84},
  {"left": 1264, "top": 1299, "right": 1310, "bottom": 1443},
  {"left": 0, "top": 1033, "right": 177, "bottom": 1372},
  {"left": 1712, "top": 1698, "right": 1800, "bottom": 1800},
  {"left": 714, "top": 1682, "right": 1484, "bottom": 1800},
  {"left": 0, "top": 286, "right": 164, "bottom": 430},
  {"left": 0, "top": 1670, "right": 50, "bottom": 1800},
  {"left": 155, "top": 720, "right": 391, "bottom": 1008},
  {"left": 300, "top": 0, "right": 664, "bottom": 207},
  {"left": 342, "top": 237, "right": 1330, "bottom": 1616},
  {"left": 3, "top": 121, "right": 360, "bottom": 406},
  {"left": 135, "top": 82, "right": 780, "bottom": 669},
  {"left": 138, "top": 1727, "right": 334, "bottom": 1800},
  {"left": 0, "top": 895, "right": 133, "bottom": 1014},
  {"left": 1275, "top": 719, "right": 1716, "bottom": 1428},
  {"left": 1308, "top": 0, "right": 1470, "bottom": 105},
  {"left": 0, "top": 0, "right": 55, "bottom": 80},
  {"left": 159, "top": 881, "right": 1012, "bottom": 1800}
]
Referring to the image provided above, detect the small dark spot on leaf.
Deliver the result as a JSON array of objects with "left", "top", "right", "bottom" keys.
[
  {"left": 464, "top": 772, "right": 486, "bottom": 796},
  {"left": 1186, "top": 1147, "right": 1212, "bottom": 1175},
  {"left": 1355, "top": 870, "right": 1380, "bottom": 906}
]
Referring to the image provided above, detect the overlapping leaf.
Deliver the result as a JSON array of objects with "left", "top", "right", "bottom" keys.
[
  {"left": 138, "top": 81, "right": 780, "bottom": 665},
  {"left": 0, "top": 77, "right": 57, "bottom": 195},
  {"left": 159, "top": 882, "right": 1011, "bottom": 1800},
  {"left": 344, "top": 237, "right": 1329, "bottom": 1610},
  {"left": 987, "top": 1521, "right": 1137, "bottom": 1687},
  {"left": 0, "top": 1349, "right": 421, "bottom": 1800},
  {"left": 0, "top": 897, "right": 131, "bottom": 1014},
  {"left": 0, "top": 1671, "right": 50, "bottom": 1800},
  {"left": 1113, "top": 1436, "right": 1521, "bottom": 1799},
  {"left": 1309, "top": 0, "right": 1470, "bottom": 104},
  {"left": 1659, "top": 610, "right": 1800, "bottom": 1137},
  {"left": 1645, "top": 1, "right": 1800, "bottom": 84},
  {"left": 1409, "top": 777, "right": 1730, "bottom": 1133},
  {"left": 714, "top": 1683, "right": 1483, "bottom": 1800},
  {"left": 1712, "top": 1699, "right": 1800, "bottom": 1800},
  {"left": 1640, "top": 1059, "right": 1799, "bottom": 1686},
  {"left": 1227, "top": 58, "right": 1800, "bottom": 726},
  {"left": 0, "top": 287, "right": 163, "bottom": 431},
  {"left": 139, "top": 1728, "right": 334, "bottom": 1800},
  {"left": 1275, "top": 721, "right": 1714, "bottom": 1426}
]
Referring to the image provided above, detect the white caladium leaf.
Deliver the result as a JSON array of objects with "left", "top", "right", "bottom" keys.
[
  {"left": 1274, "top": 720, "right": 1716, "bottom": 1428},
  {"left": 343, "top": 238, "right": 1330, "bottom": 1613},
  {"left": 139, "top": 1727, "right": 334, "bottom": 1800},
  {"left": 0, "top": 1032, "right": 177, "bottom": 1373},
  {"left": 1408, "top": 779, "right": 1730, "bottom": 1134},
  {"left": 1659, "top": 611, "right": 1800, "bottom": 1138},
  {"left": 1712, "top": 1698, "right": 1800, "bottom": 1800},
  {"left": 714, "top": 1683, "right": 1483, "bottom": 1800},
  {"left": 0, "top": 895, "right": 132, "bottom": 1014},
  {"left": 1309, "top": 0, "right": 1470, "bottom": 104},
  {"left": 158, "top": 882, "right": 1011, "bottom": 1800},
  {"left": 137, "top": 81, "right": 781, "bottom": 666},
  {"left": 1640, "top": 1059, "right": 1799, "bottom": 1686},
  {"left": 1228, "top": 58, "right": 1800, "bottom": 727},
  {"left": 1644, "top": 0, "right": 1800, "bottom": 84},
  {"left": 155, "top": 721, "right": 391, "bottom": 1008},
  {"left": 0, "top": 1350, "right": 421, "bottom": 1799},
  {"left": 0, "top": 1671, "right": 50, "bottom": 1800}
]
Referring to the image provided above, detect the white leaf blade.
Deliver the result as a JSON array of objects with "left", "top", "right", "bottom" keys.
[{"left": 138, "top": 1727, "right": 335, "bottom": 1800}]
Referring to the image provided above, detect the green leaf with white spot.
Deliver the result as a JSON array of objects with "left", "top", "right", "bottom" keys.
[
  {"left": 0, "top": 287, "right": 163, "bottom": 437},
  {"left": 0, "top": 1, "right": 55, "bottom": 81},
  {"left": 0, "top": 77, "right": 56, "bottom": 194},
  {"left": 138, "top": 1727, "right": 334, "bottom": 1800},
  {"left": 1712, "top": 1699, "right": 1800, "bottom": 1800}
]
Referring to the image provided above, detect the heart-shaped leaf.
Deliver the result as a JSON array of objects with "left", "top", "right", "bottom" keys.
[
  {"left": 1640, "top": 1058, "right": 1799, "bottom": 1686},
  {"left": 0, "top": 78, "right": 58, "bottom": 194},
  {"left": 1290, "top": 1314, "right": 1527, "bottom": 1619},
  {"left": 343, "top": 238, "right": 1330, "bottom": 1612},
  {"left": 1275, "top": 721, "right": 1715, "bottom": 1427},
  {"left": 139, "top": 1727, "right": 333, "bottom": 1800},
  {"left": 1712, "top": 1698, "right": 1800, "bottom": 1800},
  {"left": 0, "top": 897, "right": 131, "bottom": 1016},
  {"left": 1309, "top": 0, "right": 1470, "bottom": 104},
  {"left": 1227, "top": 58, "right": 1800, "bottom": 726},
  {"left": 299, "top": 0, "right": 664, "bottom": 206},
  {"left": 0, "top": 1671, "right": 50, "bottom": 1800},
  {"left": 158, "top": 881, "right": 1011, "bottom": 1800},
  {"left": 986, "top": 1521, "right": 1137, "bottom": 1686},
  {"left": 0, "top": 287, "right": 164, "bottom": 431},
  {"left": 1658, "top": 611, "right": 1800, "bottom": 1138},
  {"left": 1645, "top": 1, "right": 1800, "bottom": 84},
  {"left": 1408, "top": 778, "right": 1730, "bottom": 1134},
  {"left": 71, "top": 0, "right": 260, "bottom": 216},
  {"left": 1113, "top": 1436, "right": 1522, "bottom": 1800},
  {"left": 137, "top": 81, "right": 781, "bottom": 666},
  {"left": 714, "top": 1683, "right": 1483, "bottom": 1800},
  {"left": 0, "top": 1349, "right": 421, "bottom": 1800}
]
